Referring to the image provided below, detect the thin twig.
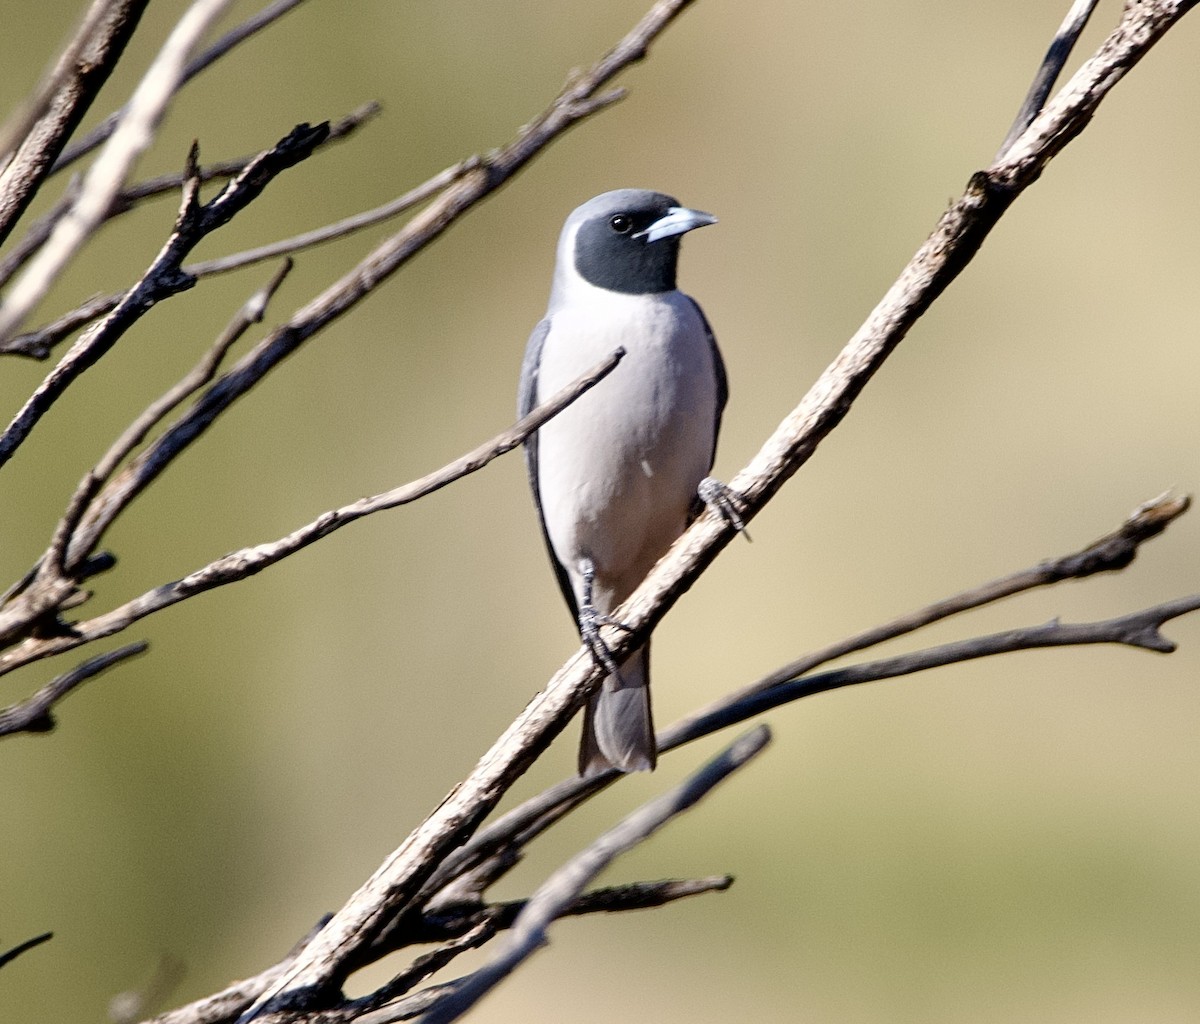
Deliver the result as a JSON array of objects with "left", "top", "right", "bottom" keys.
[
  {"left": 0, "top": 0, "right": 238, "bottom": 345},
  {"left": 390, "top": 875, "right": 733, "bottom": 955},
  {"left": 0, "top": 931, "right": 53, "bottom": 970},
  {"left": 185, "top": 156, "right": 479, "bottom": 278},
  {"left": 0, "top": 122, "right": 329, "bottom": 475},
  {"left": 0, "top": 0, "right": 149, "bottom": 247},
  {"left": 0, "top": 642, "right": 147, "bottom": 738},
  {"left": 418, "top": 727, "right": 768, "bottom": 1024},
  {"left": 417, "top": 492, "right": 1193, "bottom": 901},
  {"left": 0, "top": 293, "right": 114, "bottom": 359},
  {"left": 0, "top": 102, "right": 379, "bottom": 304},
  {"left": 51, "top": 0, "right": 311, "bottom": 174},
  {"left": 1, "top": 142, "right": 465, "bottom": 358},
  {"left": 94, "top": 258, "right": 294, "bottom": 489},
  {"left": 681, "top": 491, "right": 1193, "bottom": 726},
  {"left": 0, "top": 348, "right": 623, "bottom": 669},
  {"left": 996, "top": 0, "right": 1101, "bottom": 160},
  {"left": 669, "top": 595, "right": 1200, "bottom": 746},
  {"left": 35, "top": 259, "right": 294, "bottom": 585}
]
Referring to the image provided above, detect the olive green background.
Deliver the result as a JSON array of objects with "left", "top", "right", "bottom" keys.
[{"left": 2, "top": 2, "right": 1199, "bottom": 1021}]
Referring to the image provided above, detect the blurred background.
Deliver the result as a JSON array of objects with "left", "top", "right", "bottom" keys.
[{"left": 2, "top": 2, "right": 1199, "bottom": 1021}]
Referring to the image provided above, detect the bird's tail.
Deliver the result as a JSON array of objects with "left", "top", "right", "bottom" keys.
[{"left": 578, "top": 643, "right": 655, "bottom": 776}]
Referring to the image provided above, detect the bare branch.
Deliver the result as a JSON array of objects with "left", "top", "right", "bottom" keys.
[
  {"left": 184, "top": 156, "right": 480, "bottom": 278},
  {"left": 549, "top": 874, "right": 733, "bottom": 917},
  {"left": 0, "top": 122, "right": 329, "bottom": 473},
  {"left": 129, "top": 570, "right": 1200, "bottom": 1024},
  {"left": 417, "top": 727, "right": 768, "bottom": 1024},
  {"left": 0, "top": 0, "right": 238, "bottom": 344},
  {"left": 443, "top": 875, "right": 735, "bottom": 942},
  {"left": 351, "top": 878, "right": 734, "bottom": 1024},
  {"left": 123, "top": 102, "right": 379, "bottom": 207},
  {"left": 686, "top": 491, "right": 1193, "bottom": 721},
  {"left": 21, "top": 259, "right": 294, "bottom": 592},
  {"left": 0, "top": 0, "right": 149, "bottom": 246},
  {"left": 128, "top": 494, "right": 1197, "bottom": 1017},
  {"left": 411, "top": 592, "right": 1200, "bottom": 931},
  {"left": 0, "top": 931, "right": 53, "bottom": 970},
  {"left": 0, "top": 101, "right": 379, "bottom": 305},
  {"left": 51, "top": 0, "right": 311, "bottom": 175},
  {"left": 418, "top": 493, "right": 1194, "bottom": 905},
  {"left": 345, "top": 922, "right": 498, "bottom": 1024},
  {"left": 598, "top": 0, "right": 1200, "bottom": 719},
  {"left": 0, "top": 348, "right": 623, "bottom": 671},
  {"left": 89, "top": 258, "right": 294, "bottom": 490},
  {"left": 218, "top": 7, "right": 1200, "bottom": 1016},
  {"left": 996, "top": 0, "right": 1100, "bottom": 160},
  {"left": 0, "top": 642, "right": 146, "bottom": 738},
  {"left": 1, "top": 139, "right": 464, "bottom": 358},
  {"left": 670, "top": 596, "right": 1200, "bottom": 748},
  {"left": 0, "top": 292, "right": 114, "bottom": 359},
  {"left": 385, "top": 874, "right": 734, "bottom": 957}
]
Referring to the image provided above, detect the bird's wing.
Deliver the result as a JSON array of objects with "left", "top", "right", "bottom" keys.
[
  {"left": 682, "top": 294, "right": 728, "bottom": 466},
  {"left": 519, "top": 317, "right": 580, "bottom": 624}
]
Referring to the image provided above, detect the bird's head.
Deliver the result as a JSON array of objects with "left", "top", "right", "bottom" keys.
[{"left": 557, "top": 189, "right": 716, "bottom": 297}]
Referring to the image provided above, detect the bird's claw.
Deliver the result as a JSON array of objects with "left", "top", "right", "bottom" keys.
[
  {"left": 575, "top": 555, "right": 632, "bottom": 679},
  {"left": 578, "top": 603, "right": 630, "bottom": 679},
  {"left": 698, "top": 476, "right": 750, "bottom": 540}
]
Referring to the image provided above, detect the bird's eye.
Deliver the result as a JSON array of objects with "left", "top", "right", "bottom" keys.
[{"left": 608, "top": 214, "right": 634, "bottom": 234}]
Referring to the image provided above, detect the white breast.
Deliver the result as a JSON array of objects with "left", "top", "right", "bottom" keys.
[{"left": 534, "top": 287, "right": 718, "bottom": 611}]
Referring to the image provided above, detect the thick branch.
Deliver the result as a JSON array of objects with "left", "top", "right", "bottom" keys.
[
  {"left": 141, "top": 877, "right": 729, "bottom": 1024},
  {"left": 136, "top": 530, "right": 1200, "bottom": 1023}
]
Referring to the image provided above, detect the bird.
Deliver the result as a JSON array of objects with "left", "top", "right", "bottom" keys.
[{"left": 518, "top": 189, "right": 734, "bottom": 776}]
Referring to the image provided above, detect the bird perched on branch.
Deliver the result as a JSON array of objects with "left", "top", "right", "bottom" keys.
[{"left": 519, "top": 189, "right": 737, "bottom": 776}]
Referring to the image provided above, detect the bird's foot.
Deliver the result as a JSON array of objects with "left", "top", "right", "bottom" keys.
[
  {"left": 698, "top": 476, "right": 750, "bottom": 540},
  {"left": 576, "top": 556, "right": 632, "bottom": 679},
  {"left": 578, "top": 603, "right": 633, "bottom": 679}
]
